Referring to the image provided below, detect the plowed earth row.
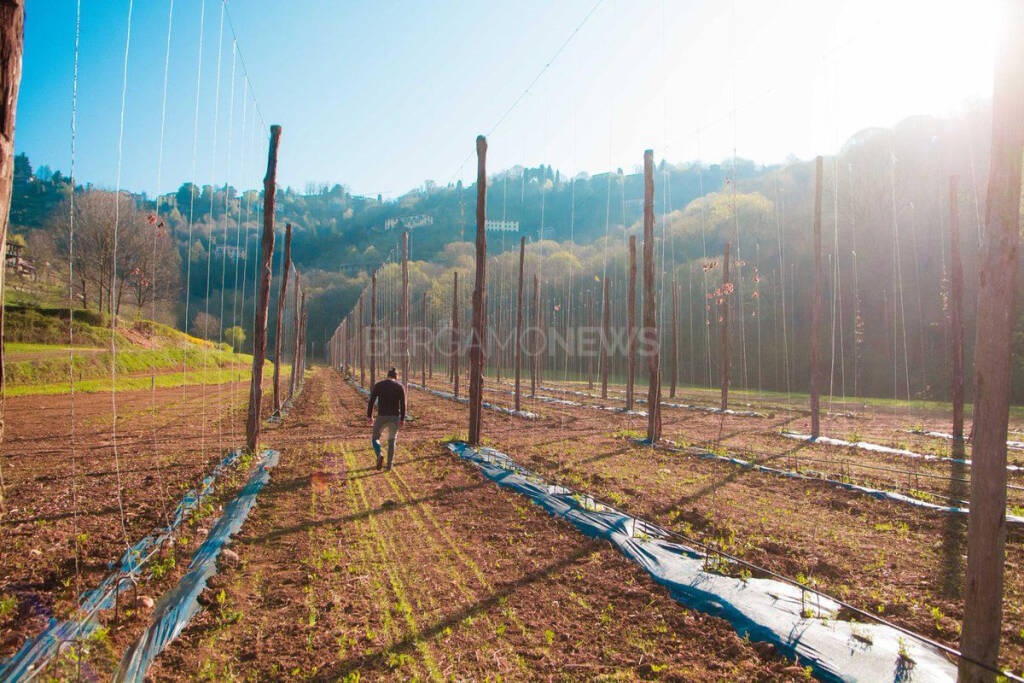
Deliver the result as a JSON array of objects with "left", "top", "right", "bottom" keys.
[{"left": 152, "top": 368, "right": 799, "bottom": 680}]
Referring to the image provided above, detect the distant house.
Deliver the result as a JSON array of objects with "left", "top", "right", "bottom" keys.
[
  {"left": 484, "top": 219, "right": 519, "bottom": 233},
  {"left": 384, "top": 214, "right": 433, "bottom": 231},
  {"left": 5, "top": 235, "right": 35, "bottom": 279}
]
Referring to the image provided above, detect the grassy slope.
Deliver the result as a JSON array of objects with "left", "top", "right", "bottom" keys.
[{"left": 3, "top": 305, "right": 282, "bottom": 396}]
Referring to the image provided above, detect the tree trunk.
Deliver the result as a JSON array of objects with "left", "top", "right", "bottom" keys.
[
  {"left": 959, "top": 5, "right": 1024, "bottom": 679},
  {"left": 245, "top": 124, "right": 281, "bottom": 454},
  {"left": 468, "top": 136, "right": 487, "bottom": 445},
  {"left": 514, "top": 236, "right": 525, "bottom": 412},
  {"left": 273, "top": 224, "right": 291, "bottom": 412},
  {"left": 626, "top": 235, "right": 637, "bottom": 410},
  {"left": 810, "top": 155, "right": 824, "bottom": 438},
  {"left": 642, "top": 149, "right": 661, "bottom": 441},
  {"left": 720, "top": 242, "right": 730, "bottom": 412}
]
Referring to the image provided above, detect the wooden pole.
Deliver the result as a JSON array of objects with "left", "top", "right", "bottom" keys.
[
  {"left": 370, "top": 271, "right": 377, "bottom": 386},
  {"left": 297, "top": 291, "right": 307, "bottom": 386},
  {"left": 626, "top": 235, "right": 637, "bottom": 410},
  {"left": 642, "top": 149, "right": 661, "bottom": 441},
  {"left": 670, "top": 278, "right": 678, "bottom": 399},
  {"left": 358, "top": 294, "right": 365, "bottom": 386},
  {"left": 600, "top": 276, "right": 610, "bottom": 399},
  {"left": 245, "top": 124, "right": 281, "bottom": 453},
  {"left": 514, "top": 236, "right": 525, "bottom": 412},
  {"left": 288, "top": 272, "right": 300, "bottom": 399},
  {"left": 810, "top": 155, "right": 824, "bottom": 438},
  {"left": 720, "top": 242, "right": 730, "bottom": 412},
  {"left": 0, "top": 0, "right": 25, "bottom": 486},
  {"left": 586, "top": 296, "right": 594, "bottom": 393},
  {"left": 960, "top": 5, "right": 1024, "bottom": 678},
  {"left": 949, "top": 175, "right": 965, "bottom": 454},
  {"left": 341, "top": 320, "right": 347, "bottom": 371},
  {"left": 538, "top": 307, "right": 545, "bottom": 388},
  {"left": 468, "top": 136, "right": 488, "bottom": 445},
  {"left": 420, "top": 290, "right": 427, "bottom": 387},
  {"left": 531, "top": 273, "right": 539, "bottom": 397},
  {"left": 272, "top": 224, "right": 291, "bottom": 412},
  {"left": 451, "top": 271, "right": 459, "bottom": 398},
  {"left": 401, "top": 231, "right": 410, "bottom": 399}
]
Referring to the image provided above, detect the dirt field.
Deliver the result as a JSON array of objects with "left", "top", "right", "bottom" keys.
[
  {"left": 3, "top": 365, "right": 1021, "bottom": 678},
  {"left": 0, "top": 374, "right": 256, "bottom": 673},
  {"left": 416, "top": 372, "right": 1024, "bottom": 673}
]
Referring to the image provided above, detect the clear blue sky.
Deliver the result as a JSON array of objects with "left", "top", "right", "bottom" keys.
[{"left": 17, "top": 0, "right": 997, "bottom": 198}]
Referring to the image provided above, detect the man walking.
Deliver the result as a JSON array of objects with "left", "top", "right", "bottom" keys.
[{"left": 366, "top": 367, "right": 405, "bottom": 471}]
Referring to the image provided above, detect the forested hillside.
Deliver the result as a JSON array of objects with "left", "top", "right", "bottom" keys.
[{"left": 11, "top": 102, "right": 1024, "bottom": 401}]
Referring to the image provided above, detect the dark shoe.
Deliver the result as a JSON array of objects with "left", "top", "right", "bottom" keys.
[{"left": 376, "top": 459, "right": 383, "bottom": 471}]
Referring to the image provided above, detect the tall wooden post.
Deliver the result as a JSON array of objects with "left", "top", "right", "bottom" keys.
[
  {"left": 370, "top": 272, "right": 377, "bottom": 386},
  {"left": 288, "top": 273, "right": 300, "bottom": 399},
  {"left": 297, "top": 291, "right": 307, "bottom": 386},
  {"left": 272, "top": 224, "right": 292, "bottom": 412},
  {"left": 245, "top": 124, "right": 281, "bottom": 453},
  {"left": 626, "top": 235, "right": 637, "bottom": 410},
  {"left": 428, "top": 302, "right": 435, "bottom": 380},
  {"left": 420, "top": 290, "right": 427, "bottom": 387},
  {"left": 531, "top": 273, "right": 539, "bottom": 397},
  {"left": 358, "top": 294, "right": 365, "bottom": 386},
  {"left": 538, "top": 307, "right": 545, "bottom": 387},
  {"left": 810, "top": 155, "right": 824, "bottom": 439},
  {"left": 642, "top": 149, "right": 661, "bottom": 441},
  {"left": 600, "top": 276, "right": 610, "bottom": 399},
  {"left": 670, "top": 278, "right": 678, "bottom": 399},
  {"left": 514, "top": 236, "right": 525, "bottom": 411},
  {"left": 720, "top": 242, "right": 731, "bottom": 412},
  {"left": 342, "top": 320, "right": 348, "bottom": 371},
  {"left": 949, "top": 175, "right": 965, "bottom": 454},
  {"left": 0, "top": 1, "right": 25, "bottom": 476},
  {"left": 960, "top": 6, "right": 1024, "bottom": 678},
  {"left": 401, "top": 231, "right": 410, "bottom": 398},
  {"left": 468, "top": 136, "right": 488, "bottom": 445},
  {"left": 451, "top": 271, "right": 459, "bottom": 398},
  {"left": 586, "top": 296, "right": 594, "bottom": 392}
]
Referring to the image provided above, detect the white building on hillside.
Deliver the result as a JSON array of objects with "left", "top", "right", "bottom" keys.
[
  {"left": 485, "top": 219, "right": 519, "bottom": 233},
  {"left": 384, "top": 214, "right": 434, "bottom": 231}
]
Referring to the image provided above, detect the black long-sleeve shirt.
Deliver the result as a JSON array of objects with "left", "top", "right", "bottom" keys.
[{"left": 367, "top": 378, "right": 405, "bottom": 420}]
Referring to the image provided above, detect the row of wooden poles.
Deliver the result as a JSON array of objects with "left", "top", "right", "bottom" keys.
[
  {"left": 242, "top": 126, "right": 310, "bottom": 453},
  {"left": 327, "top": 142, "right": 666, "bottom": 442},
  {"left": 327, "top": 156, "right": 971, "bottom": 445},
  {"left": 325, "top": 129, "right": 1016, "bottom": 681}
]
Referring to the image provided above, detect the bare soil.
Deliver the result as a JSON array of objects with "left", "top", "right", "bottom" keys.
[
  {"left": 416, "top": 372, "right": 1024, "bottom": 674},
  {"left": 151, "top": 369, "right": 800, "bottom": 680}
]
